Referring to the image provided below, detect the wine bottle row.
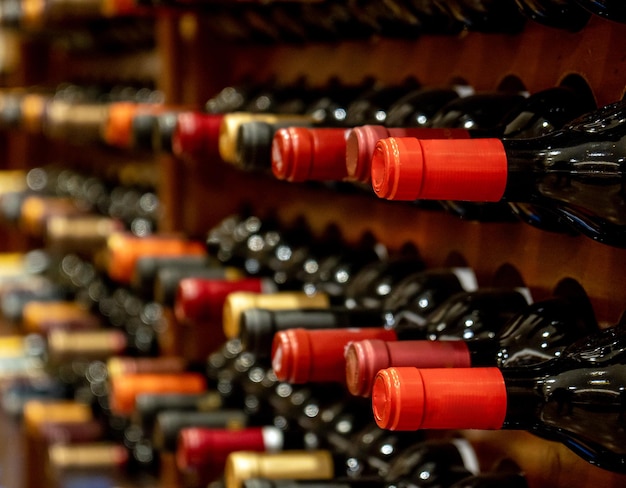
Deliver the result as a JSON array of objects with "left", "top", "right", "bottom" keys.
[
  {"left": 7, "top": 74, "right": 626, "bottom": 248},
  {"left": 0, "top": 0, "right": 624, "bottom": 40},
  {"left": 0, "top": 204, "right": 625, "bottom": 488}
]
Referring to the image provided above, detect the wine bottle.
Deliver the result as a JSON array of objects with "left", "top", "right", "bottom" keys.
[
  {"left": 103, "top": 232, "right": 207, "bottom": 284},
  {"left": 240, "top": 266, "right": 475, "bottom": 360},
  {"left": 108, "top": 371, "right": 207, "bottom": 417},
  {"left": 371, "top": 99, "right": 626, "bottom": 247},
  {"left": 372, "top": 316, "right": 626, "bottom": 472},
  {"left": 21, "top": 300, "right": 104, "bottom": 333},
  {"left": 46, "top": 441, "right": 161, "bottom": 488},
  {"left": 176, "top": 425, "right": 319, "bottom": 480},
  {"left": 235, "top": 80, "right": 369, "bottom": 172},
  {"left": 271, "top": 81, "right": 425, "bottom": 183},
  {"left": 171, "top": 111, "right": 226, "bottom": 161},
  {"left": 131, "top": 253, "right": 239, "bottom": 302},
  {"left": 346, "top": 284, "right": 597, "bottom": 396},
  {"left": 224, "top": 450, "right": 343, "bottom": 488},
  {"left": 271, "top": 287, "right": 528, "bottom": 385},
  {"left": 347, "top": 86, "right": 594, "bottom": 197},
  {"left": 152, "top": 409, "right": 250, "bottom": 452}
]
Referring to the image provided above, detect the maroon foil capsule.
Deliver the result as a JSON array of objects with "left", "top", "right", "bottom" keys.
[
  {"left": 345, "top": 339, "right": 472, "bottom": 397},
  {"left": 345, "top": 125, "right": 470, "bottom": 183}
]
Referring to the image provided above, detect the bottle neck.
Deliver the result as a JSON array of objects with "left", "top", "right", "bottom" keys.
[{"left": 502, "top": 132, "right": 626, "bottom": 210}]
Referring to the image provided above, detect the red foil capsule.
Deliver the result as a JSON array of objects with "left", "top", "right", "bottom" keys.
[
  {"left": 372, "top": 366, "right": 507, "bottom": 431},
  {"left": 174, "top": 277, "right": 273, "bottom": 325},
  {"left": 177, "top": 425, "right": 284, "bottom": 471},
  {"left": 171, "top": 112, "right": 225, "bottom": 161},
  {"left": 271, "top": 127, "right": 351, "bottom": 182},
  {"left": 345, "top": 339, "right": 472, "bottom": 397},
  {"left": 271, "top": 327, "right": 398, "bottom": 384}
]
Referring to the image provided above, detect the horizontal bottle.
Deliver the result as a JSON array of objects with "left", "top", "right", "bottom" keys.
[
  {"left": 153, "top": 409, "right": 249, "bottom": 452},
  {"left": 237, "top": 266, "right": 476, "bottom": 359},
  {"left": 345, "top": 291, "right": 598, "bottom": 396},
  {"left": 1, "top": 278, "right": 73, "bottom": 322},
  {"left": 37, "top": 418, "right": 105, "bottom": 444},
  {"left": 132, "top": 391, "right": 227, "bottom": 435},
  {"left": 272, "top": 286, "right": 529, "bottom": 386},
  {"left": 174, "top": 277, "right": 283, "bottom": 327},
  {"left": 222, "top": 291, "right": 332, "bottom": 340},
  {"left": 45, "top": 214, "right": 126, "bottom": 254},
  {"left": 106, "top": 356, "right": 189, "bottom": 378},
  {"left": 108, "top": 371, "right": 208, "bottom": 417},
  {"left": 371, "top": 319, "right": 626, "bottom": 472},
  {"left": 347, "top": 85, "right": 593, "bottom": 187},
  {"left": 171, "top": 112, "right": 225, "bottom": 161},
  {"left": 131, "top": 254, "right": 241, "bottom": 301},
  {"left": 176, "top": 425, "right": 314, "bottom": 474},
  {"left": 220, "top": 113, "right": 316, "bottom": 165},
  {"left": 23, "top": 399, "right": 94, "bottom": 435},
  {"left": 271, "top": 327, "right": 398, "bottom": 384},
  {"left": 46, "top": 440, "right": 160, "bottom": 487},
  {"left": 224, "top": 450, "right": 337, "bottom": 488},
  {"left": 371, "top": 99, "right": 626, "bottom": 246},
  {"left": 236, "top": 120, "right": 315, "bottom": 172},
  {"left": 103, "top": 232, "right": 207, "bottom": 284},
  {"left": 21, "top": 300, "right": 104, "bottom": 333},
  {"left": 240, "top": 307, "right": 390, "bottom": 359}
]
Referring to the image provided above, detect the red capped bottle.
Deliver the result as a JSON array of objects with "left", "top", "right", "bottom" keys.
[
  {"left": 346, "top": 279, "right": 597, "bottom": 396},
  {"left": 371, "top": 99, "right": 626, "bottom": 247},
  {"left": 372, "top": 315, "right": 626, "bottom": 472},
  {"left": 272, "top": 286, "right": 528, "bottom": 385}
]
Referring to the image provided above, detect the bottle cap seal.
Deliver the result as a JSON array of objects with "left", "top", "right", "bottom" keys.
[
  {"left": 346, "top": 125, "right": 391, "bottom": 183},
  {"left": 223, "top": 291, "right": 330, "bottom": 339},
  {"left": 271, "top": 327, "right": 397, "bottom": 384},
  {"left": 175, "top": 277, "right": 264, "bottom": 326},
  {"left": 347, "top": 126, "right": 472, "bottom": 183},
  {"left": 22, "top": 300, "right": 102, "bottom": 333},
  {"left": 109, "top": 372, "right": 207, "bottom": 416},
  {"left": 172, "top": 112, "right": 224, "bottom": 160},
  {"left": 177, "top": 426, "right": 273, "bottom": 470},
  {"left": 371, "top": 137, "right": 508, "bottom": 201},
  {"left": 372, "top": 367, "right": 507, "bottom": 431},
  {"left": 345, "top": 339, "right": 472, "bottom": 397},
  {"left": 220, "top": 113, "right": 313, "bottom": 165},
  {"left": 224, "top": 450, "right": 334, "bottom": 488},
  {"left": 272, "top": 127, "right": 350, "bottom": 182},
  {"left": 106, "top": 232, "right": 206, "bottom": 284},
  {"left": 103, "top": 101, "right": 140, "bottom": 148}
]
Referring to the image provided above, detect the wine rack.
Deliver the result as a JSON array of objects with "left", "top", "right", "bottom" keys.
[{"left": 1, "top": 3, "right": 626, "bottom": 488}]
